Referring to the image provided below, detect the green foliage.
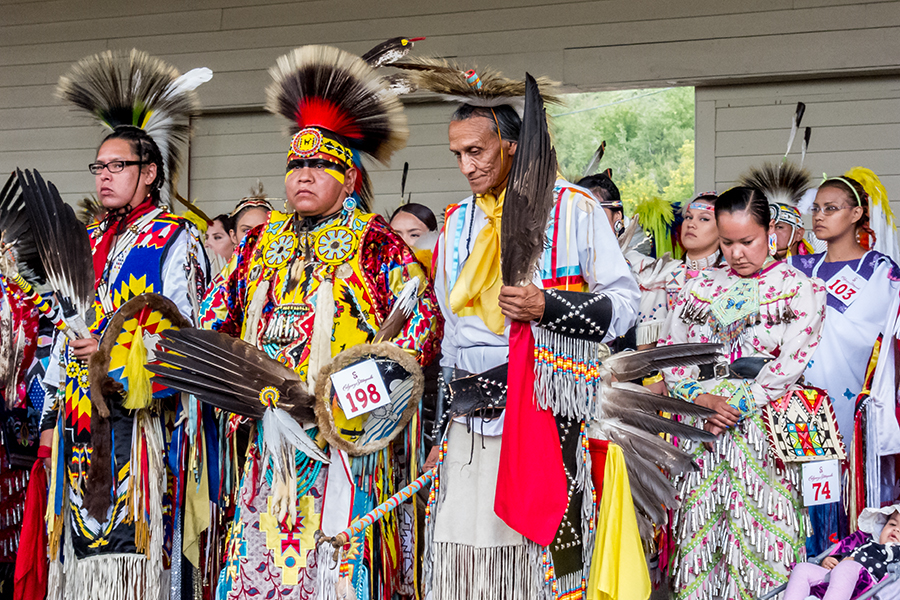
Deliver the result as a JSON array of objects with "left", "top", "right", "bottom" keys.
[{"left": 552, "top": 87, "right": 695, "bottom": 214}]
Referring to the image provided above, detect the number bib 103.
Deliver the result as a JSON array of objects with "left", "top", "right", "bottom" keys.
[
  {"left": 824, "top": 265, "right": 865, "bottom": 307},
  {"left": 330, "top": 358, "right": 392, "bottom": 419}
]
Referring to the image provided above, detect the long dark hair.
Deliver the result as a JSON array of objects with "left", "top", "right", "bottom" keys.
[{"left": 390, "top": 203, "right": 438, "bottom": 232}]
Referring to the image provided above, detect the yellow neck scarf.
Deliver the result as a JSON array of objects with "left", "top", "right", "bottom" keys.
[{"left": 449, "top": 189, "right": 506, "bottom": 334}]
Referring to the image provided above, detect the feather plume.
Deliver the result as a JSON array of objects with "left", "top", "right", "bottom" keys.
[
  {"left": 372, "top": 276, "right": 420, "bottom": 343},
  {"left": 619, "top": 451, "right": 667, "bottom": 525},
  {"left": 631, "top": 195, "right": 676, "bottom": 257},
  {"left": 57, "top": 50, "right": 209, "bottom": 206},
  {"left": 801, "top": 127, "right": 811, "bottom": 167},
  {"left": 381, "top": 73, "right": 417, "bottom": 96},
  {"left": 500, "top": 74, "right": 557, "bottom": 287},
  {"left": 738, "top": 162, "right": 811, "bottom": 207},
  {"left": 173, "top": 192, "right": 213, "bottom": 225},
  {"left": 266, "top": 45, "right": 408, "bottom": 165},
  {"left": 77, "top": 195, "right": 106, "bottom": 225},
  {"left": 600, "top": 402, "right": 716, "bottom": 442},
  {"left": 0, "top": 172, "right": 46, "bottom": 286},
  {"left": 16, "top": 169, "right": 93, "bottom": 338},
  {"left": 601, "top": 342, "right": 723, "bottom": 381},
  {"left": 582, "top": 140, "right": 606, "bottom": 177},
  {"left": 146, "top": 328, "right": 316, "bottom": 422},
  {"left": 362, "top": 37, "right": 425, "bottom": 68},
  {"left": 400, "top": 162, "right": 409, "bottom": 202},
  {"left": 395, "top": 57, "right": 561, "bottom": 117},
  {"left": 784, "top": 101, "right": 806, "bottom": 160},
  {"left": 604, "top": 382, "right": 715, "bottom": 419}
]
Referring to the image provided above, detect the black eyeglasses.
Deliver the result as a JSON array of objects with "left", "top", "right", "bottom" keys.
[{"left": 88, "top": 160, "right": 144, "bottom": 175}]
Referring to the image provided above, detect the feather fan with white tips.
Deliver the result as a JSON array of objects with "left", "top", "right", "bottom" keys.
[
  {"left": 593, "top": 342, "right": 724, "bottom": 539},
  {"left": 17, "top": 169, "right": 93, "bottom": 339}
]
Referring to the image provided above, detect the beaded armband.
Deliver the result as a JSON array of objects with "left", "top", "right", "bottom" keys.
[
  {"left": 673, "top": 378, "right": 703, "bottom": 403},
  {"left": 538, "top": 289, "right": 612, "bottom": 343}
]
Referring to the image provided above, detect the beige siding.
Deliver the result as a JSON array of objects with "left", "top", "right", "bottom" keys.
[
  {"left": 694, "top": 76, "right": 900, "bottom": 215},
  {"left": 189, "top": 103, "right": 467, "bottom": 218},
  {"left": 1, "top": 0, "right": 899, "bottom": 219}
]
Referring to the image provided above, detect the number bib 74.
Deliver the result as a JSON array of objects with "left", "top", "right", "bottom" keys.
[
  {"left": 824, "top": 265, "right": 865, "bottom": 307},
  {"left": 330, "top": 358, "right": 392, "bottom": 418},
  {"left": 801, "top": 459, "right": 840, "bottom": 506}
]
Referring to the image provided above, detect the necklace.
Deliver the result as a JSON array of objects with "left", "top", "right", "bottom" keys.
[{"left": 686, "top": 249, "right": 720, "bottom": 270}]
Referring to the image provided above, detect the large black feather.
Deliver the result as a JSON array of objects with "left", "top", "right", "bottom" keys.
[
  {"left": 605, "top": 382, "right": 715, "bottom": 419},
  {"left": 147, "top": 328, "right": 315, "bottom": 421},
  {"left": 601, "top": 403, "right": 716, "bottom": 442},
  {"left": 17, "top": 169, "right": 93, "bottom": 334},
  {"left": 500, "top": 73, "right": 557, "bottom": 287},
  {"left": 0, "top": 172, "right": 46, "bottom": 285},
  {"left": 598, "top": 418, "right": 698, "bottom": 475},
  {"left": 361, "top": 37, "right": 424, "bottom": 68},
  {"left": 602, "top": 343, "right": 723, "bottom": 381}
]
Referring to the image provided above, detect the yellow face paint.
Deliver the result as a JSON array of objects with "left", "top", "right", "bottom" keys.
[
  {"left": 285, "top": 169, "right": 294, "bottom": 184},
  {"left": 324, "top": 167, "right": 345, "bottom": 185}
]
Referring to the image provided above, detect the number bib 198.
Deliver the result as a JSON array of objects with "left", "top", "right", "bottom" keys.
[
  {"left": 330, "top": 358, "right": 392, "bottom": 418},
  {"left": 801, "top": 459, "right": 840, "bottom": 506},
  {"left": 824, "top": 265, "right": 864, "bottom": 307}
]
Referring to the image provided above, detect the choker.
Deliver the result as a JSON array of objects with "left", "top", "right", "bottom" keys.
[{"left": 685, "top": 250, "right": 720, "bottom": 271}]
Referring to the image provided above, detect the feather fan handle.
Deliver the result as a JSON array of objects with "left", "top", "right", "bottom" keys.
[{"left": 500, "top": 73, "right": 557, "bottom": 287}]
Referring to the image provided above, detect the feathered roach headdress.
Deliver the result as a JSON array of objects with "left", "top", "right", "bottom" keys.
[
  {"left": 265, "top": 45, "right": 409, "bottom": 212},
  {"left": 739, "top": 161, "right": 811, "bottom": 230},
  {"left": 57, "top": 49, "right": 212, "bottom": 207},
  {"left": 394, "top": 56, "right": 561, "bottom": 117}
]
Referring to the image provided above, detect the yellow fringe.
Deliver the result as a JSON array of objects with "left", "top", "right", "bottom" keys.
[{"left": 122, "top": 324, "right": 151, "bottom": 410}]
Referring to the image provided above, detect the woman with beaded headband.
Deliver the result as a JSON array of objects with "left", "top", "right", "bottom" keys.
[
  {"left": 790, "top": 171, "right": 900, "bottom": 553},
  {"left": 660, "top": 186, "right": 826, "bottom": 600},
  {"left": 37, "top": 49, "right": 211, "bottom": 600},
  {"left": 199, "top": 45, "right": 441, "bottom": 600}
]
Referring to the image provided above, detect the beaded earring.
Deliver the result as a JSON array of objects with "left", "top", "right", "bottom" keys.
[{"left": 768, "top": 232, "right": 778, "bottom": 256}]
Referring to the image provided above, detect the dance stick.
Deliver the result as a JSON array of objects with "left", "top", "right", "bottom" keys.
[
  {"left": 7, "top": 273, "right": 76, "bottom": 340},
  {"left": 317, "top": 467, "right": 436, "bottom": 548}
]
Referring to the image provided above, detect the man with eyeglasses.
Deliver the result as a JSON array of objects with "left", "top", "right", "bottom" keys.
[{"left": 38, "top": 50, "right": 210, "bottom": 600}]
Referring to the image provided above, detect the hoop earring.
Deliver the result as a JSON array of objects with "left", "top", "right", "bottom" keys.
[{"left": 768, "top": 232, "right": 778, "bottom": 256}]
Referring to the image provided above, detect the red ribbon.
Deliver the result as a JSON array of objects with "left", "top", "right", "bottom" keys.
[
  {"left": 14, "top": 459, "right": 48, "bottom": 600},
  {"left": 92, "top": 200, "right": 157, "bottom": 285},
  {"left": 494, "top": 320, "right": 568, "bottom": 546}
]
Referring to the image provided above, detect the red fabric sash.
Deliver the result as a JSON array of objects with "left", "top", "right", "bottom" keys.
[
  {"left": 92, "top": 199, "right": 157, "bottom": 285},
  {"left": 494, "top": 320, "right": 568, "bottom": 546},
  {"left": 14, "top": 458, "right": 48, "bottom": 600}
]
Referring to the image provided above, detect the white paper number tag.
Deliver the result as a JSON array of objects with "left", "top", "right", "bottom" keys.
[
  {"left": 330, "top": 359, "right": 391, "bottom": 419},
  {"left": 801, "top": 459, "right": 840, "bottom": 506},
  {"left": 824, "top": 265, "right": 864, "bottom": 307}
]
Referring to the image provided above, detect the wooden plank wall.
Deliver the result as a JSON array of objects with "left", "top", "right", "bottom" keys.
[
  {"left": 695, "top": 76, "right": 900, "bottom": 215},
  {"left": 1, "top": 0, "right": 899, "bottom": 217}
]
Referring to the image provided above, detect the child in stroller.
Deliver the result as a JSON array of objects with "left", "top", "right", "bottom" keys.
[{"left": 783, "top": 504, "right": 900, "bottom": 600}]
